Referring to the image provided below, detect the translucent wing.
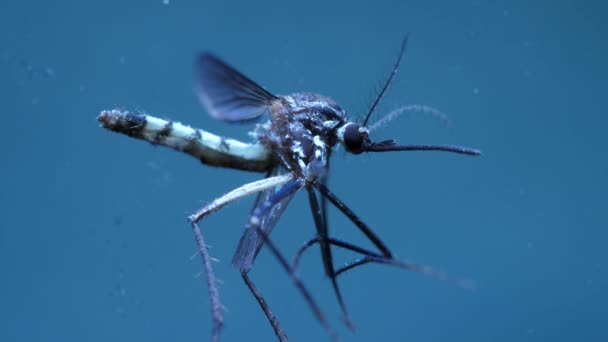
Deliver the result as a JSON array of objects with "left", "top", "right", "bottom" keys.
[
  {"left": 232, "top": 167, "right": 296, "bottom": 272},
  {"left": 197, "top": 53, "right": 279, "bottom": 122}
]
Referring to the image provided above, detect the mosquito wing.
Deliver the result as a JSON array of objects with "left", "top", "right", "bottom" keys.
[
  {"left": 232, "top": 168, "right": 296, "bottom": 272},
  {"left": 197, "top": 53, "right": 279, "bottom": 122}
]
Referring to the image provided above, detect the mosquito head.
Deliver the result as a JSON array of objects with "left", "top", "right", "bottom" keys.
[
  {"left": 336, "top": 122, "right": 369, "bottom": 154},
  {"left": 336, "top": 121, "right": 481, "bottom": 156}
]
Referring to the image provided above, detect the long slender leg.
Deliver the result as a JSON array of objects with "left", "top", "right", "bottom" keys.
[
  {"left": 307, "top": 187, "right": 354, "bottom": 331},
  {"left": 335, "top": 258, "right": 372, "bottom": 276},
  {"left": 333, "top": 256, "right": 475, "bottom": 289},
  {"left": 316, "top": 183, "right": 393, "bottom": 258},
  {"left": 189, "top": 220, "right": 222, "bottom": 342},
  {"left": 248, "top": 179, "right": 338, "bottom": 341},
  {"left": 232, "top": 174, "right": 295, "bottom": 273},
  {"left": 241, "top": 272, "right": 288, "bottom": 342},
  {"left": 307, "top": 186, "right": 468, "bottom": 286},
  {"left": 318, "top": 164, "right": 353, "bottom": 329},
  {"left": 292, "top": 236, "right": 383, "bottom": 271},
  {"left": 187, "top": 173, "right": 294, "bottom": 342},
  {"left": 292, "top": 236, "right": 472, "bottom": 288},
  {"left": 292, "top": 237, "right": 319, "bottom": 271},
  {"left": 189, "top": 173, "right": 293, "bottom": 223},
  {"left": 237, "top": 170, "right": 288, "bottom": 341},
  {"left": 320, "top": 162, "right": 329, "bottom": 240}
]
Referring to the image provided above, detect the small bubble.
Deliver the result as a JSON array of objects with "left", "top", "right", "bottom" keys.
[
  {"left": 473, "top": 88, "right": 480, "bottom": 95},
  {"left": 119, "top": 56, "right": 126, "bottom": 64}
]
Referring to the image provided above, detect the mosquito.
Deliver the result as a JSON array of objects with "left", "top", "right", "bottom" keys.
[{"left": 98, "top": 35, "right": 481, "bottom": 342}]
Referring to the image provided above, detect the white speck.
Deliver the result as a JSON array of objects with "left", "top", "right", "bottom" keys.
[
  {"left": 43, "top": 67, "right": 55, "bottom": 77},
  {"left": 146, "top": 161, "right": 161, "bottom": 169},
  {"left": 249, "top": 216, "right": 260, "bottom": 226},
  {"left": 473, "top": 88, "right": 480, "bottom": 95},
  {"left": 527, "top": 241, "right": 534, "bottom": 248},
  {"left": 119, "top": 56, "right": 126, "bottom": 64},
  {"left": 162, "top": 0, "right": 170, "bottom": 4}
]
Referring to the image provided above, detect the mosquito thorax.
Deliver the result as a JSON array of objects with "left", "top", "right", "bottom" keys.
[{"left": 337, "top": 122, "right": 369, "bottom": 154}]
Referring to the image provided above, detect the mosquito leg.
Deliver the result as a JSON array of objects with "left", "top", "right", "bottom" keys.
[
  {"left": 320, "top": 162, "right": 329, "bottom": 235},
  {"left": 189, "top": 220, "right": 223, "bottom": 342},
  {"left": 307, "top": 187, "right": 354, "bottom": 331},
  {"left": 337, "top": 255, "right": 474, "bottom": 289},
  {"left": 335, "top": 257, "right": 371, "bottom": 276},
  {"left": 189, "top": 173, "right": 293, "bottom": 223},
  {"left": 241, "top": 272, "right": 288, "bottom": 342},
  {"left": 335, "top": 255, "right": 459, "bottom": 284},
  {"left": 187, "top": 173, "right": 294, "bottom": 342},
  {"left": 248, "top": 179, "right": 338, "bottom": 341},
  {"left": 292, "top": 237, "right": 319, "bottom": 271},
  {"left": 238, "top": 171, "right": 288, "bottom": 342},
  {"left": 311, "top": 186, "right": 474, "bottom": 288},
  {"left": 292, "top": 236, "right": 383, "bottom": 271},
  {"left": 293, "top": 236, "right": 473, "bottom": 288},
  {"left": 316, "top": 183, "right": 393, "bottom": 258}
]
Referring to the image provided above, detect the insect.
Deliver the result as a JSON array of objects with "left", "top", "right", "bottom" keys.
[{"left": 98, "top": 35, "right": 480, "bottom": 341}]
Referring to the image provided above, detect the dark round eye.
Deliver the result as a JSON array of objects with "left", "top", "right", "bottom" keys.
[{"left": 343, "top": 123, "right": 365, "bottom": 154}]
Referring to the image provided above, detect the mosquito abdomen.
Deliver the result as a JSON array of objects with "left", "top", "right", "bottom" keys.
[{"left": 98, "top": 109, "right": 274, "bottom": 172}]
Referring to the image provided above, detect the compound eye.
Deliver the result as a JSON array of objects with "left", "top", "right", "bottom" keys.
[{"left": 343, "top": 123, "right": 365, "bottom": 154}]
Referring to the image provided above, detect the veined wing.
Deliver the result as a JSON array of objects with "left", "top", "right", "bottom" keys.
[
  {"left": 197, "top": 53, "right": 279, "bottom": 122},
  {"left": 232, "top": 168, "right": 296, "bottom": 272}
]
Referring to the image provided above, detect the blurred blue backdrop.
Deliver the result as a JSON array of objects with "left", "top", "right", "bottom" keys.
[{"left": 1, "top": 0, "right": 606, "bottom": 341}]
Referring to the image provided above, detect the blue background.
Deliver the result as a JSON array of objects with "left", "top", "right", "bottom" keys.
[{"left": 1, "top": 1, "right": 606, "bottom": 341}]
